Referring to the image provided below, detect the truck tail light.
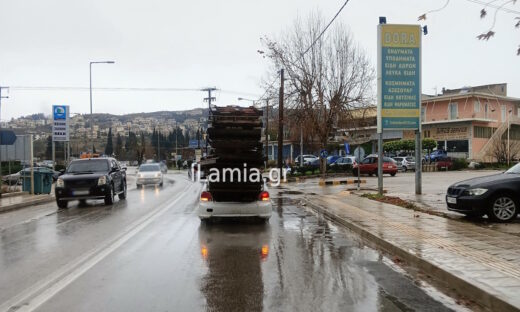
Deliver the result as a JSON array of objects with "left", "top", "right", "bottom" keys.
[
  {"left": 200, "top": 191, "right": 213, "bottom": 202},
  {"left": 258, "top": 191, "right": 270, "bottom": 201}
]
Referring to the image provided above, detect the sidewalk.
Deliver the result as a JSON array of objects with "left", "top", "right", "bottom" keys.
[
  {"left": 305, "top": 192, "right": 520, "bottom": 312},
  {"left": 0, "top": 193, "right": 55, "bottom": 213}
]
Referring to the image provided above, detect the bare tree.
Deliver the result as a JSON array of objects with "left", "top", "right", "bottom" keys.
[
  {"left": 488, "top": 136, "right": 520, "bottom": 163},
  {"left": 262, "top": 13, "right": 374, "bottom": 173},
  {"left": 419, "top": 0, "right": 520, "bottom": 55}
]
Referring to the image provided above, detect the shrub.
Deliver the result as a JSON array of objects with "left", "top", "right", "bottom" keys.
[{"left": 451, "top": 158, "right": 468, "bottom": 170}]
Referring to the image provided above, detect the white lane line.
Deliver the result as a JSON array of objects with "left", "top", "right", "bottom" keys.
[{"left": 1, "top": 182, "right": 199, "bottom": 312}]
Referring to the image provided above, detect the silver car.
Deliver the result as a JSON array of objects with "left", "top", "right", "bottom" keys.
[
  {"left": 394, "top": 156, "right": 416, "bottom": 172},
  {"left": 136, "top": 163, "right": 164, "bottom": 187}
]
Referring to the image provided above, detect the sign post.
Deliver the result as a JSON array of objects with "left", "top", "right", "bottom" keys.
[
  {"left": 377, "top": 22, "right": 422, "bottom": 195},
  {"left": 52, "top": 105, "right": 70, "bottom": 170}
]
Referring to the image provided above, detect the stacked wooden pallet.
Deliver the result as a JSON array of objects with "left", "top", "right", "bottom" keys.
[{"left": 201, "top": 106, "right": 264, "bottom": 202}]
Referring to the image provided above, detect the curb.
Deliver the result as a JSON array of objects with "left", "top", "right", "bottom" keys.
[
  {"left": 319, "top": 179, "right": 366, "bottom": 186},
  {"left": 0, "top": 191, "right": 29, "bottom": 198},
  {"left": 304, "top": 197, "right": 519, "bottom": 312},
  {"left": 0, "top": 196, "right": 55, "bottom": 214}
]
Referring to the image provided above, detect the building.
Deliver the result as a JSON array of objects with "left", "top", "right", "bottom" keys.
[{"left": 338, "top": 83, "right": 520, "bottom": 161}]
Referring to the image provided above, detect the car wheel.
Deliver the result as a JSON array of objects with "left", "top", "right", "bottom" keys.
[
  {"left": 57, "top": 200, "right": 68, "bottom": 209},
  {"left": 118, "top": 182, "right": 127, "bottom": 200},
  {"left": 403, "top": 166, "right": 407, "bottom": 172},
  {"left": 104, "top": 185, "right": 115, "bottom": 205},
  {"left": 390, "top": 172, "right": 396, "bottom": 177},
  {"left": 488, "top": 194, "right": 518, "bottom": 222},
  {"left": 136, "top": 184, "right": 142, "bottom": 189}
]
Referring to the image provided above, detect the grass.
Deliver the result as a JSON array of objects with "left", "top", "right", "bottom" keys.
[{"left": 361, "top": 193, "right": 418, "bottom": 210}]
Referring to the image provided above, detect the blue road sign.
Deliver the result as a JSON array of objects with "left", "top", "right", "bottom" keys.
[
  {"left": 53, "top": 105, "right": 67, "bottom": 120},
  {"left": 320, "top": 149, "right": 328, "bottom": 158},
  {"left": 0, "top": 130, "right": 17, "bottom": 145}
]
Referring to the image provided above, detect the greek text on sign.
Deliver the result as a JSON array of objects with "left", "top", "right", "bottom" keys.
[
  {"left": 52, "top": 105, "right": 70, "bottom": 142},
  {"left": 378, "top": 24, "right": 421, "bottom": 131}
]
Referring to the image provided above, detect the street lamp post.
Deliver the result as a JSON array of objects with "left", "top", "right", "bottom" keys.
[
  {"left": 90, "top": 61, "right": 114, "bottom": 153},
  {"left": 508, "top": 109, "right": 512, "bottom": 166}
]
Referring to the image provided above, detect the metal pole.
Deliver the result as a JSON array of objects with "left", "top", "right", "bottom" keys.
[
  {"left": 277, "top": 69, "right": 284, "bottom": 170},
  {"left": 30, "top": 135, "right": 34, "bottom": 195},
  {"left": 265, "top": 100, "right": 269, "bottom": 168},
  {"left": 377, "top": 132, "right": 383, "bottom": 196},
  {"left": 89, "top": 62, "right": 93, "bottom": 153},
  {"left": 157, "top": 127, "right": 160, "bottom": 161},
  {"left": 52, "top": 141, "right": 55, "bottom": 171},
  {"left": 300, "top": 126, "right": 303, "bottom": 168},
  {"left": 507, "top": 112, "right": 510, "bottom": 166},
  {"left": 415, "top": 130, "right": 422, "bottom": 195},
  {"left": 357, "top": 147, "right": 360, "bottom": 191}
]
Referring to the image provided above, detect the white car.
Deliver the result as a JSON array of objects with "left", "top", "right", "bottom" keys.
[
  {"left": 136, "top": 163, "right": 164, "bottom": 187},
  {"left": 294, "top": 154, "right": 318, "bottom": 166},
  {"left": 197, "top": 182, "right": 272, "bottom": 221}
]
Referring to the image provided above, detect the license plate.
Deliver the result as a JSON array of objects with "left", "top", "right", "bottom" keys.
[
  {"left": 73, "top": 190, "right": 89, "bottom": 196},
  {"left": 447, "top": 196, "right": 457, "bottom": 204}
]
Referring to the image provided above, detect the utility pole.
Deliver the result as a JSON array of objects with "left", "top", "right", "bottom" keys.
[
  {"left": 277, "top": 69, "right": 284, "bottom": 170},
  {"left": 0, "top": 86, "right": 9, "bottom": 198},
  {"left": 157, "top": 126, "right": 160, "bottom": 161},
  {"left": 202, "top": 87, "right": 217, "bottom": 156},
  {"left": 265, "top": 100, "right": 269, "bottom": 168}
]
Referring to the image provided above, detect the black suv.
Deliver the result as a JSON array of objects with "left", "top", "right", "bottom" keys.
[{"left": 55, "top": 158, "right": 127, "bottom": 208}]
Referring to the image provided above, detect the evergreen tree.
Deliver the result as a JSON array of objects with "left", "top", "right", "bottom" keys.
[
  {"left": 115, "top": 134, "right": 123, "bottom": 159},
  {"left": 105, "top": 128, "right": 114, "bottom": 156},
  {"left": 45, "top": 136, "right": 52, "bottom": 159}
]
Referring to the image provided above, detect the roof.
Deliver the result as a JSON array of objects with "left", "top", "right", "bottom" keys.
[{"left": 422, "top": 92, "right": 520, "bottom": 104}]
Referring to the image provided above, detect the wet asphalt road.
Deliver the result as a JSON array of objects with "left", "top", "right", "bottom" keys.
[{"left": 0, "top": 174, "right": 466, "bottom": 312}]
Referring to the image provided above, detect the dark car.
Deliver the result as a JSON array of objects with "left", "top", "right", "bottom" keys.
[
  {"left": 446, "top": 163, "right": 520, "bottom": 222},
  {"left": 55, "top": 158, "right": 127, "bottom": 208}
]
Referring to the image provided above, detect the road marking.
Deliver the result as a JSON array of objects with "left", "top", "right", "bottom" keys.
[{"left": 0, "top": 182, "right": 198, "bottom": 312}]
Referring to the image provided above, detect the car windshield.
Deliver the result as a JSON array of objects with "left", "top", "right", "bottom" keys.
[
  {"left": 139, "top": 164, "right": 161, "bottom": 172},
  {"left": 406, "top": 157, "right": 415, "bottom": 162},
  {"left": 505, "top": 163, "right": 520, "bottom": 174},
  {"left": 67, "top": 160, "right": 109, "bottom": 173}
]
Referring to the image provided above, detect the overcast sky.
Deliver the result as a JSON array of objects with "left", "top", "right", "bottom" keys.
[{"left": 0, "top": 0, "right": 519, "bottom": 120}]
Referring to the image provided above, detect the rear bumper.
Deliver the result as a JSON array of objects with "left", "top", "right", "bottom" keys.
[{"left": 198, "top": 200, "right": 272, "bottom": 219}]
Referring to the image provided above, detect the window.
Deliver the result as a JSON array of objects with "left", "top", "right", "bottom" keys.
[
  {"left": 484, "top": 103, "right": 489, "bottom": 119},
  {"left": 474, "top": 101, "right": 480, "bottom": 113},
  {"left": 501, "top": 105, "right": 506, "bottom": 121},
  {"left": 421, "top": 106, "right": 426, "bottom": 122},
  {"left": 449, "top": 102, "right": 458, "bottom": 120},
  {"left": 447, "top": 140, "right": 469, "bottom": 153},
  {"left": 424, "top": 130, "right": 431, "bottom": 138},
  {"left": 474, "top": 126, "right": 495, "bottom": 138}
]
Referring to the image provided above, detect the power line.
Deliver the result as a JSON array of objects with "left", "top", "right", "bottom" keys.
[{"left": 302, "top": 0, "right": 351, "bottom": 56}]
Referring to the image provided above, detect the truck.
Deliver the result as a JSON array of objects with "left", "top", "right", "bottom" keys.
[{"left": 197, "top": 106, "right": 272, "bottom": 221}]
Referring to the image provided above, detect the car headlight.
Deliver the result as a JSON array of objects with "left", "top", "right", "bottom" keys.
[
  {"left": 98, "top": 176, "right": 107, "bottom": 185},
  {"left": 467, "top": 188, "right": 488, "bottom": 196},
  {"left": 56, "top": 178, "right": 64, "bottom": 188},
  {"left": 155, "top": 172, "right": 161, "bottom": 177}
]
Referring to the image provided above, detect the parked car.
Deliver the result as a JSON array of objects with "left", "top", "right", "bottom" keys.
[
  {"left": 425, "top": 149, "right": 447, "bottom": 162},
  {"left": 436, "top": 156, "right": 453, "bottom": 170},
  {"left": 137, "top": 163, "right": 164, "bottom": 187},
  {"left": 331, "top": 157, "right": 356, "bottom": 168},
  {"left": 294, "top": 154, "right": 318, "bottom": 166},
  {"left": 2, "top": 171, "right": 21, "bottom": 184},
  {"left": 55, "top": 158, "right": 127, "bottom": 208},
  {"left": 446, "top": 162, "right": 520, "bottom": 222},
  {"left": 393, "top": 156, "right": 416, "bottom": 172},
  {"left": 326, "top": 155, "right": 341, "bottom": 165},
  {"left": 358, "top": 156, "right": 398, "bottom": 176}
]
